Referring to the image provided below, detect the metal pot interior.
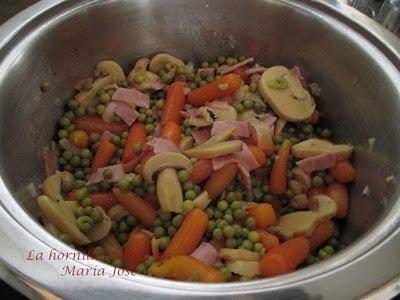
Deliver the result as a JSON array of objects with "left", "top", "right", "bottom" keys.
[{"left": 0, "top": 0, "right": 399, "bottom": 293}]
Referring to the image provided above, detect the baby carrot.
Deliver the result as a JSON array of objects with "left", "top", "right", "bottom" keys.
[
  {"left": 247, "top": 204, "right": 277, "bottom": 229},
  {"left": 250, "top": 126, "right": 275, "bottom": 156},
  {"left": 204, "top": 163, "right": 238, "bottom": 199},
  {"left": 248, "top": 145, "right": 266, "bottom": 167},
  {"left": 309, "top": 221, "right": 334, "bottom": 251},
  {"left": 91, "top": 137, "right": 116, "bottom": 173},
  {"left": 191, "top": 159, "right": 214, "bottom": 184},
  {"left": 307, "top": 186, "right": 326, "bottom": 210},
  {"left": 163, "top": 208, "right": 208, "bottom": 259},
  {"left": 269, "top": 140, "right": 291, "bottom": 194},
  {"left": 326, "top": 183, "right": 349, "bottom": 218},
  {"left": 161, "top": 82, "right": 186, "bottom": 125},
  {"left": 188, "top": 74, "right": 241, "bottom": 106},
  {"left": 75, "top": 115, "right": 129, "bottom": 135},
  {"left": 112, "top": 188, "right": 156, "bottom": 227},
  {"left": 122, "top": 122, "right": 147, "bottom": 163},
  {"left": 123, "top": 231, "right": 151, "bottom": 271},
  {"left": 258, "top": 230, "right": 280, "bottom": 251},
  {"left": 160, "top": 121, "right": 181, "bottom": 145},
  {"left": 260, "top": 237, "right": 310, "bottom": 277},
  {"left": 89, "top": 192, "right": 118, "bottom": 211},
  {"left": 329, "top": 160, "right": 356, "bottom": 183}
]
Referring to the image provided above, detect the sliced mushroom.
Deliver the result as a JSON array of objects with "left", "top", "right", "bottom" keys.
[
  {"left": 37, "top": 195, "right": 90, "bottom": 245},
  {"left": 200, "top": 127, "right": 235, "bottom": 147},
  {"left": 208, "top": 105, "right": 238, "bottom": 121},
  {"left": 85, "top": 207, "right": 112, "bottom": 242},
  {"left": 258, "top": 66, "right": 315, "bottom": 122},
  {"left": 184, "top": 140, "right": 242, "bottom": 159},
  {"left": 75, "top": 75, "right": 113, "bottom": 107},
  {"left": 269, "top": 195, "right": 337, "bottom": 240},
  {"left": 149, "top": 53, "right": 185, "bottom": 73},
  {"left": 96, "top": 60, "right": 126, "bottom": 83},
  {"left": 179, "top": 136, "right": 194, "bottom": 152},
  {"left": 288, "top": 179, "right": 304, "bottom": 195},
  {"left": 107, "top": 204, "right": 130, "bottom": 221},
  {"left": 42, "top": 173, "right": 63, "bottom": 202},
  {"left": 292, "top": 167, "right": 312, "bottom": 190},
  {"left": 291, "top": 138, "right": 353, "bottom": 161},
  {"left": 225, "top": 260, "right": 260, "bottom": 277},
  {"left": 275, "top": 119, "right": 286, "bottom": 137},
  {"left": 127, "top": 58, "right": 164, "bottom": 92},
  {"left": 289, "top": 193, "right": 309, "bottom": 210},
  {"left": 156, "top": 168, "right": 183, "bottom": 213},
  {"left": 193, "top": 190, "right": 211, "bottom": 210},
  {"left": 188, "top": 107, "right": 214, "bottom": 127},
  {"left": 219, "top": 248, "right": 260, "bottom": 261},
  {"left": 142, "top": 152, "right": 192, "bottom": 183}
]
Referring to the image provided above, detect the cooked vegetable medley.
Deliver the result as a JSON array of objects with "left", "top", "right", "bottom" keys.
[{"left": 39, "top": 53, "right": 356, "bottom": 282}]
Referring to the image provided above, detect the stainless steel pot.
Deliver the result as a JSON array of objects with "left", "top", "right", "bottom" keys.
[{"left": 0, "top": 0, "right": 399, "bottom": 299}]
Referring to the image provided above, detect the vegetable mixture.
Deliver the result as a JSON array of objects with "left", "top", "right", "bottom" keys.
[{"left": 38, "top": 53, "right": 356, "bottom": 282}]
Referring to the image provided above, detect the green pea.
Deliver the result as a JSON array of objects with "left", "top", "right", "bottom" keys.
[
  {"left": 193, "top": 185, "right": 201, "bottom": 195},
  {"left": 318, "top": 249, "right": 329, "bottom": 259},
  {"left": 59, "top": 234, "right": 71, "bottom": 244},
  {"left": 117, "top": 233, "right": 128, "bottom": 244},
  {"left": 87, "top": 133, "right": 99, "bottom": 144},
  {"left": 81, "top": 80, "right": 93, "bottom": 91},
  {"left": 74, "top": 180, "right": 85, "bottom": 189},
  {"left": 199, "top": 80, "right": 207, "bottom": 87},
  {"left": 253, "top": 242, "right": 264, "bottom": 253},
  {"left": 96, "top": 104, "right": 105, "bottom": 114},
  {"left": 241, "top": 228, "right": 250, "bottom": 238},
  {"left": 223, "top": 225, "right": 236, "bottom": 238},
  {"left": 115, "top": 178, "right": 129, "bottom": 190},
  {"left": 219, "top": 267, "right": 232, "bottom": 281},
  {"left": 214, "top": 210, "right": 223, "bottom": 219},
  {"left": 201, "top": 61, "right": 209, "bottom": 68},
  {"left": 59, "top": 117, "right": 70, "bottom": 127},
  {"left": 145, "top": 124, "right": 154, "bottom": 133},
  {"left": 329, "top": 238, "right": 338, "bottom": 247},
  {"left": 267, "top": 77, "right": 288, "bottom": 89},
  {"left": 102, "top": 168, "right": 113, "bottom": 180},
  {"left": 235, "top": 191, "right": 244, "bottom": 200},
  {"left": 177, "top": 170, "right": 190, "bottom": 183},
  {"left": 205, "top": 208, "right": 214, "bottom": 218},
  {"left": 207, "top": 220, "right": 216, "bottom": 232},
  {"left": 75, "top": 187, "right": 88, "bottom": 201},
  {"left": 324, "top": 245, "right": 335, "bottom": 255},
  {"left": 134, "top": 187, "right": 145, "bottom": 196},
  {"left": 248, "top": 231, "right": 260, "bottom": 243},
  {"left": 243, "top": 99, "right": 254, "bottom": 110},
  {"left": 74, "top": 106, "right": 86, "bottom": 117},
  {"left": 230, "top": 201, "right": 242, "bottom": 210},
  {"left": 158, "top": 211, "right": 171, "bottom": 222},
  {"left": 285, "top": 189, "right": 294, "bottom": 199},
  {"left": 233, "top": 208, "right": 246, "bottom": 220},
  {"left": 249, "top": 82, "right": 257, "bottom": 93},
  {"left": 184, "top": 127, "right": 192, "bottom": 135},
  {"left": 74, "top": 169, "right": 84, "bottom": 180},
  {"left": 171, "top": 215, "right": 183, "bottom": 228},
  {"left": 81, "top": 196, "right": 92, "bottom": 207},
  {"left": 245, "top": 217, "right": 256, "bottom": 230},
  {"left": 312, "top": 176, "right": 324, "bottom": 187},
  {"left": 226, "top": 192, "right": 236, "bottom": 202},
  {"left": 125, "top": 215, "right": 137, "bottom": 226},
  {"left": 159, "top": 236, "right": 170, "bottom": 251},
  {"left": 217, "top": 200, "right": 229, "bottom": 211},
  {"left": 137, "top": 113, "right": 146, "bottom": 122},
  {"left": 74, "top": 206, "right": 85, "bottom": 217},
  {"left": 131, "top": 175, "right": 143, "bottom": 187},
  {"left": 153, "top": 218, "right": 162, "bottom": 227},
  {"left": 69, "top": 155, "right": 80, "bottom": 167},
  {"left": 58, "top": 129, "right": 69, "bottom": 139},
  {"left": 225, "top": 237, "right": 238, "bottom": 249},
  {"left": 232, "top": 224, "right": 241, "bottom": 237},
  {"left": 217, "top": 220, "right": 229, "bottom": 229},
  {"left": 302, "top": 124, "right": 314, "bottom": 134},
  {"left": 305, "top": 254, "right": 317, "bottom": 265},
  {"left": 241, "top": 239, "right": 253, "bottom": 250},
  {"left": 184, "top": 190, "right": 196, "bottom": 200},
  {"left": 168, "top": 226, "right": 177, "bottom": 236},
  {"left": 183, "top": 200, "right": 194, "bottom": 211},
  {"left": 321, "top": 128, "right": 331, "bottom": 139},
  {"left": 189, "top": 83, "right": 197, "bottom": 90},
  {"left": 226, "top": 57, "right": 235, "bottom": 66},
  {"left": 217, "top": 56, "right": 226, "bottom": 64},
  {"left": 212, "top": 228, "right": 224, "bottom": 240},
  {"left": 58, "top": 157, "right": 67, "bottom": 166},
  {"left": 234, "top": 103, "right": 244, "bottom": 113},
  {"left": 76, "top": 216, "right": 94, "bottom": 232},
  {"left": 223, "top": 214, "right": 233, "bottom": 224},
  {"left": 154, "top": 226, "right": 166, "bottom": 238}
]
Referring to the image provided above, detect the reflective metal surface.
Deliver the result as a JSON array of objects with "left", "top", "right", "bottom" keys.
[{"left": 0, "top": 0, "right": 399, "bottom": 299}]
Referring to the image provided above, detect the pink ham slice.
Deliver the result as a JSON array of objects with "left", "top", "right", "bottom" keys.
[
  {"left": 211, "top": 120, "right": 250, "bottom": 138},
  {"left": 296, "top": 152, "right": 337, "bottom": 174},
  {"left": 100, "top": 130, "right": 114, "bottom": 142},
  {"left": 244, "top": 66, "right": 267, "bottom": 75},
  {"left": 248, "top": 114, "right": 277, "bottom": 151},
  {"left": 191, "top": 243, "right": 218, "bottom": 266},
  {"left": 112, "top": 87, "right": 150, "bottom": 108},
  {"left": 235, "top": 143, "right": 259, "bottom": 171},
  {"left": 192, "top": 129, "right": 211, "bottom": 145},
  {"left": 114, "top": 102, "right": 139, "bottom": 126},
  {"left": 86, "top": 164, "right": 125, "bottom": 185},
  {"left": 42, "top": 142, "right": 59, "bottom": 177},
  {"left": 217, "top": 57, "right": 255, "bottom": 75},
  {"left": 147, "top": 137, "right": 180, "bottom": 153}
]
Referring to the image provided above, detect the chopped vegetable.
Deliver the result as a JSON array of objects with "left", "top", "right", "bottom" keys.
[
  {"left": 191, "top": 159, "right": 214, "bottom": 184},
  {"left": 204, "top": 163, "right": 238, "bottom": 199},
  {"left": 161, "top": 82, "right": 186, "bottom": 124},
  {"left": 258, "top": 230, "right": 279, "bottom": 251},
  {"left": 122, "top": 122, "right": 147, "bottom": 163},
  {"left": 269, "top": 139, "right": 291, "bottom": 195},
  {"left": 247, "top": 204, "right": 276, "bottom": 229},
  {"left": 329, "top": 160, "right": 356, "bottom": 183},
  {"left": 325, "top": 183, "right": 349, "bottom": 219},
  {"left": 160, "top": 121, "right": 181, "bottom": 145},
  {"left": 124, "top": 231, "right": 151, "bottom": 271},
  {"left": 308, "top": 221, "right": 334, "bottom": 251},
  {"left": 75, "top": 115, "right": 129, "bottom": 135},
  {"left": 91, "top": 138, "right": 116, "bottom": 173}
]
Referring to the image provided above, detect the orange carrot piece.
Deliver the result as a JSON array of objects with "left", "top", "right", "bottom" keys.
[
  {"left": 310, "top": 110, "right": 320, "bottom": 124},
  {"left": 112, "top": 188, "right": 157, "bottom": 227},
  {"left": 258, "top": 230, "right": 280, "bottom": 251},
  {"left": 122, "top": 122, "right": 147, "bottom": 163},
  {"left": 269, "top": 140, "right": 291, "bottom": 195},
  {"left": 68, "top": 130, "right": 89, "bottom": 149},
  {"left": 161, "top": 82, "right": 186, "bottom": 125},
  {"left": 307, "top": 186, "right": 326, "bottom": 210},
  {"left": 248, "top": 145, "right": 266, "bottom": 167},
  {"left": 74, "top": 115, "right": 129, "bottom": 135},
  {"left": 163, "top": 208, "right": 208, "bottom": 259},
  {"left": 209, "top": 239, "right": 225, "bottom": 252},
  {"left": 191, "top": 159, "right": 214, "bottom": 184},
  {"left": 260, "top": 237, "right": 310, "bottom": 277},
  {"left": 326, "top": 183, "right": 349, "bottom": 218},
  {"left": 160, "top": 121, "right": 181, "bottom": 145},
  {"left": 309, "top": 221, "right": 335, "bottom": 251},
  {"left": 89, "top": 192, "right": 118, "bottom": 211},
  {"left": 148, "top": 255, "right": 224, "bottom": 283},
  {"left": 329, "top": 160, "right": 356, "bottom": 183},
  {"left": 204, "top": 163, "right": 238, "bottom": 199},
  {"left": 91, "top": 137, "right": 116, "bottom": 173},
  {"left": 250, "top": 126, "right": 275, "bottom": 156},
  {"left": 247, "top": 204, "right": 277, "bottom": 229},
  {"left": 188, "top": 74, "right": 241, "bottom": 106},
  {"left": 123, "top": 231, "right": 151, "bottom": 271}
]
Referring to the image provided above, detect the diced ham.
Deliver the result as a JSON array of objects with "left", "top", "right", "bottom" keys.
[
  {"left": 147, "top": 137, "right": 180, "bottom": 153},
  {"left": 250, "top": 74, "right": 261, "bottom": 84},
  {"left": 290, "top": 66, "right": 307, "bottom": 88},
  {"left": 73, "top": 77, "right": 93, "bottom": 91},
  {"left": 244, "top": 66, "right": 267, "bottom": 75},
  {"left": 153, "top": 123, "right": 162, "bottom": 137},
  {"left": 112, "top": 87, "right": 150, "bottom": 108},
  {"left": 211, "top": 120, "right": 250, "bottom": 138},
  {"left": 86, "top": 164, "right": 125, "bottom": 185},
  {"left": 191, "top": 243, "right": 218, "bottom": 266},
  {"left": 149, "top": 80, "right": 165, "bottom": 91},
  {"left": 296, "top": 152, "right": 337, "bottom": 174},
  {"left": 102, "top": 101, "right": 118, "bottom": 123},
  {"left": 235, "top": 143, "right": 259, "bottom": 170},
  {"left": 42, "top": 142, "right": 59, "bottom": 177},
  {"left": 100, "top": 130, "right": 114, "bottom": 142},
  {"left": 237, "top": 162, "right": 252, "bottom": 191},
  {"left": 114, "top": 102, "right": 139, "bottom": 126},
  {"left": 217, "top": 57, "right": 255, "bottom": 75},
  {"left": 248, "top": 114, "right": 277, "bottom": 151},
  {"left": 206, "top": 100, "right": 230, "bottom": 110},
  {"left": 192, "top": 129, "right": 211, "bottom": 145},
  {"left": 212, "top": 154, "right": 237, "bottom": 171}
]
